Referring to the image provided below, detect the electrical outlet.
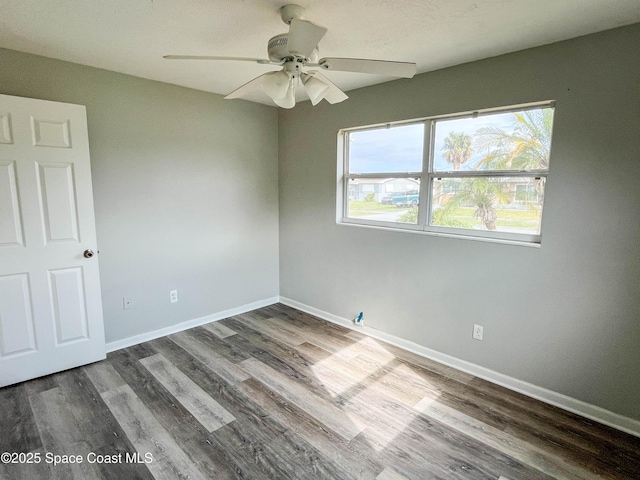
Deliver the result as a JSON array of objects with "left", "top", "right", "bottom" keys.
[
  {"left": 123, "top": 297, "right": 133, "bottom": 310},
  {"left": 473, "top": 324, "right": 483, "bottom": 340},
  {"left": 170, "top": 290, "right": 178, "bottom": 303}
]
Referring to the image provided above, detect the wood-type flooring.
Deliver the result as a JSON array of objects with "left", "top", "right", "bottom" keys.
[{"left": 1, "top": 303, "right": 639, "bottom": 479}]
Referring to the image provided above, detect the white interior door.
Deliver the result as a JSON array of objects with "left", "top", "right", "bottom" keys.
[{"left": 0, "top": 93, "right": 105, "bottom": 387}]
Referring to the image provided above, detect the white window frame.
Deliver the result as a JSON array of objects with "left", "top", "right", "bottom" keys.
[{"left": 337, "top": 101, "right": 555, "bottom": 245}]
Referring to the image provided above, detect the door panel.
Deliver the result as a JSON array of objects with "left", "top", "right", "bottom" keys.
[
  {"left": 0, "top": 273, "right": 37, "bottom": 356},
  {"left": 49, "top": 267, "right": 89, "bottom": 344},
  {"left": 0, "top": 93, "right": 105, "bottom": 387},
  {"left": 37, "top": 162, "right": 79, "bottom": 243},
  {"left": 31, "top": 117, "right": 71, "bottom": 148},
  {"left": 0, "top": 113, "right": 12, "bottom": 144},
  {"left": 0, "top": 161, "right": 24, "bottom": 246}
]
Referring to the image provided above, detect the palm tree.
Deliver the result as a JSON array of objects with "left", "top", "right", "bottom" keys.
[
  {"left": 474, "top": 108, "right": 553, "bottom": 170},
  {"left": 474, "top": 108, "right": 553, "bottom": 210},
  {"left": 442, "top": 132, "right": 472, "bottom": 171},
  {"left": 434, "top": 177, "right": 511, "bottom": 231},
  {"left": 434, "top": 109, "right": 553, "bottom": 231}
]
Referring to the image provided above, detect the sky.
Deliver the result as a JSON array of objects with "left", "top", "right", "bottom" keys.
[{"left": 348, "top": 111, "right": 519, "bottom": 174}]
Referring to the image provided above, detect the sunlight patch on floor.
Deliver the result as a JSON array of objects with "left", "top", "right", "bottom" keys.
[{"left": 309, "top": 337, "right": 442, "bottom": 452}]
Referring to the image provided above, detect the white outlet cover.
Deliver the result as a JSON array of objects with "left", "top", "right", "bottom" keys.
[{"left": 473, "top": 324, "right": 484, "bottom": 340}]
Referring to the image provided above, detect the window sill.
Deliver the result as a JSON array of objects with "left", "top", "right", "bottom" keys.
[{"left": 337, "top": 220, "right": 542, "bottom": 248}]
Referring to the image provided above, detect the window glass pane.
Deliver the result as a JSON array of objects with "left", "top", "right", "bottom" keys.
[
  {"left": 348, "top": 124, "right": 424, "bottom": 174},
  {"left": 347, "top": 178, "right": 420, "bottom": 224},
  {"left": 431, "top": 177, "right": 545, "bottom": 235},
  {"left": 433, "top": 108, "right": 554, "bottom": 172}
]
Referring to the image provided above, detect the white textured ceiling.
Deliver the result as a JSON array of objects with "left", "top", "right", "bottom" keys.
[{"left": 1, "top": 0, "right": 639, "bottom": 106}]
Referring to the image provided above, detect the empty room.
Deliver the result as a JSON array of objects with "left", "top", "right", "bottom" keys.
[{"left": 1, "top": 1, "right": 640, "bottom": 479}]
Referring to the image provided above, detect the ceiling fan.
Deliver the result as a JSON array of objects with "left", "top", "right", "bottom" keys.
[{"left": 164, "top": 4, "right": 416, "bottom": 108}]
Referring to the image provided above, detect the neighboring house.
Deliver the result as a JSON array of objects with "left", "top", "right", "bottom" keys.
[{"left": 349, "top": 178, "right": 419, "bottom": 201}]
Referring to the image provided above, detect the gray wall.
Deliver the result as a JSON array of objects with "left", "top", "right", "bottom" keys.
[
  {"left": 0, "top": 48, "right": 280, "bottom": 344},
  {"left": 278, "top": 24, "right": 640, "bottom": 421}
]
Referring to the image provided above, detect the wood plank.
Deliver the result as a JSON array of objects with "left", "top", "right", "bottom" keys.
[
  {"left": 28, "top": 387, "right": 103, "bottom": 480},
  {"left": 223, "top": 315, "right": 313, "bottom": 365},
  {"left": 202, "top": 321, "right": 237, "bottom": 339},
  {"left": 220, "top": 319, "right": 356, "bottom": 406},
  {"left": 376, "top": 466, "right": 411, "bottom": 480},
  {"left": 169, "top": 331, "right": 249, "bottom": 384},
  {"left": 105, "top": 346, "right": 238, "bottom": 480},
  {"left": 294, "top": 341, "right": 335, "bottom": 364},
  {"left": 344, "top": 330, "right": 474, "bottom": 384},
  {"left": 239, "top": 330, "right": 454, "bottom": 426},
  {"left": 258, "top": 315, "right": 361, "bottom": 360},
  {"left": 221, "top": 321, "right": 342, "bottom": 402},
  {"left": 186, "top": 326, "right": 251, "bottom": 364},
  {"left": 222, "top": 317, "right": 388, "bottom": 420},
  {"left": 309, "top": 352, "right": 424, "bottom": 407},
  {"left": 468, "top": 377, "right": 640, "bottom": 462},
  {"left": 22, "top": 374, "right": 58, "bottom": 396},
  {"left": 101, "top": 384, "right": 208, "bottom": 480},
  {"left": 347, "top": 349, "right": 512, "bottom": 431},
  {"left": 83, "top": 361, "right": 127, "bottom": 394},
  {"left": 148, "top": 335, "right": 354, "bottom": 480},
  {"left": 0, "top": 384, "right": 42, "bottom": 453},
  {"left": 264, "top": 311, "right": 507, "bottom": 432},
  {"left": 0, "top": 448, "right": 55, "bottom": 480},
  {"left": 88, "top": 442, "right": 156, "bottom": 480},
  {"left": 237, "top": 377, "right": 383, "bottom": 480},
  {"left": 239, "top": 357, "right": 365, "bottom": 441},
  {"left": 265, "top": 303, "right": 353, "bottom": 336},
  {"left": 349, "top": 428, "right": 472, "bottom": 480},
  {"left": 413, "top": 397, "right": 605, "bottom": 480},
  {"left": 233, "top": 312, "right": 307, "bottom": 346},
  {"left": 226, "top": 317, "right": 513, "bottom": 445},
  {"left": 55, "top": 368, "right": 155, "bottom": 480},
  {"left": 139, "top": 353, "right": 236, "bottom": 432},
  {"left": 94, "top": 349, "right": 207, "bottom": 442},
  {"left": 261, "top": 310, "right": 470, "bottom": 389},
  {"left": 338, "top": 384, "right": 552, "bottom": 480},
  {"left": 242, "top": 306, "right": 273, "bottom": 320}
]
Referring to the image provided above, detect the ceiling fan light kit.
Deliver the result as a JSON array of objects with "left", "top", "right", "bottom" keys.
[
  {"left": 163, "top": 4, "right": 416, "bottom": 109},
  {"left": 262, "top": 70, "right": 290, "bottom": 100},
  {"left": 303, "top": 74, "right": 330, "bottom": 106}
]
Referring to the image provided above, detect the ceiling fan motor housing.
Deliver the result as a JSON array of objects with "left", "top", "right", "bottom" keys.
[{"left": 267, "top": 33, "right": 319, "bottom": 63}]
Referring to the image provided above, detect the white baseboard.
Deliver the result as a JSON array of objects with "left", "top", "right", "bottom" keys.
[
  {"left": 279, "top": 296, "right": 640, "bottom": 438},
  {"left": 105, "top": 296, "right": 280, "bottom": 353}
]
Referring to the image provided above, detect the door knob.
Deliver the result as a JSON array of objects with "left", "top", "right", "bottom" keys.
[{"left": 83, "top": 249, "right": 95, "bottom": 258}]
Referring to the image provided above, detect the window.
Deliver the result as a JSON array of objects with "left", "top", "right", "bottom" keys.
[{"left": 338, "top": 103, "right": 555, "bottom": 244}]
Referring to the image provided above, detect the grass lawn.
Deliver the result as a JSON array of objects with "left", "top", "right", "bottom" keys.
[
  {"left": 441, "top": 207, "right": 540, "bottom": 230},
  {"left": 450, "top": 207, "right": 540, "bottom": 219},
  {"left": 348, "top": 201, "right": 405, "bottom": 217},
  {"left": 349, "top": 202, "right": 540, "bottom": 230}
]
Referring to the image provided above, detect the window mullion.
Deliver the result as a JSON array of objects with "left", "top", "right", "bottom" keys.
[
  {"left": 342, "top": 132, "right": 349, "bottom": 220},
  {"left": 417, "top": 120, "right": 432, "bottom": 228}
]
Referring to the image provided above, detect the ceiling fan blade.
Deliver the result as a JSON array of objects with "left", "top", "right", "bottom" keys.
[
  {"left": 318, "top": 57, "right": 416, "bottom": 78},
  {"left": 164, "top": 55, "right": 277, "bottom": 65},
  {"left": 224, "top": 73, "right": 271, "bottom": 100},
  {"left": 307, "top": 72, "right": 348, "bottom": 104},
  {"left": 287, "top": 19, "right": 327, "bottom": 58}
]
